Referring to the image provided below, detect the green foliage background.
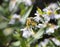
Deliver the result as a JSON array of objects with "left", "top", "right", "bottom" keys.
[{"left": 0, "top": 0, "right": 60, "bottom": 47}]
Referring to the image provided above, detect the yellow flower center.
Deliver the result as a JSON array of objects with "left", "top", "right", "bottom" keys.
[{"left": 47, "top": 10, "right": 52, "bottom": 15}]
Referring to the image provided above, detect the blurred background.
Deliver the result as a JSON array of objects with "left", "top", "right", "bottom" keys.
[{"left": 0, "top": 0, "right": 60, "bottom": 47}]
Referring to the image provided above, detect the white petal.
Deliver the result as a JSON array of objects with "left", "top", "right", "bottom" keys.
[
  {"left": 33, "top": 15, "right": 44, "bottom": 23},
  {"left": 9, "top": 19, "right": 15, "bottom": 24},
  {"left": 43, "top": 14, "right": 50, "bottom": 23},
  {"left": 47, "top": 3, "right": 58, "bottom": 11},
  {"left": 49, "top": 14, "right": 55, "bottom": 19},
  {"left": 54, "top": 26, "right": 59, "bottom": 29},
  {"left": 39, "top": 39, "right": 49, "bottom": 47},
  {"left": 43, "top": 8, "right": 48, "bottom": 12},
  {"left": 21, "top": 28, "right": 32, "bottom": 38},
  {"left": 33, "top": 16, "right": 40, "bottom": 22},
  {"left": 9, "top": 0, "right": 17, "bottom": 11},
  {"left": 55, "top": 14, "right": 60, "bottom": 19},
  {"left": 46, "top": 28, "right": 54, "bottom": 35},
  {"left": 23, "top": 30, "right": 31, "bottom": 38},
  {"left": 36, "top": 24, "right": 46, "bottom": 28},
  {"left": 52, "top": 38, "right": 60, "bottom": 46},
  {"left": 12, "top": 14, "right": 20, "bottom": 19},
  {"left": 23, "top": 0, "right": 32, "bottom": 6}
]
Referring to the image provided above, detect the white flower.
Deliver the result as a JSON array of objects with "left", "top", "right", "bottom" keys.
[
  {"left": 33, "top": 16, "right": 42, "bottom": 23},
  {"left": 51, "top": 38, "right": 60, "bottom": 46},
  {"left": 34, "top": 11, "right": 44, "bottom": 23},
  {"left": 23, "top": 0, "right": 32, "bottom": 6},
  {"left": 34, "top": 11, "right": 50, "bottom": 23},
  {"left": 39, "top": 39, "right": 49, "bottom": 47},
  {"left": 54, "top": 26, "right": 59, "bottom": 29},
  {"left": 9, "top": 14, "right": 21, "bottom": 24},
  {"left": 46, "top": 28, "right": 55, "bottom": 35},
  {"left": 46, "top": 25, "right": 59, "bottom": 35},
  {"left": 11, "top": 14, "right": 20, "bottom": 19},
  {"left": 21, "top": 27, "right": 34, "bottom": 38},
  {"left": 9, "top": 19, "right": 15, "bottom": 24},
  {"left": 43, "top": 9, "right": 55, "bottom": 19},
  {"left": 19, "top": 18, "right": 24, "bottom": 24},
  {"left": 43, "top": 14, "right": 50, "bottom": 23}
]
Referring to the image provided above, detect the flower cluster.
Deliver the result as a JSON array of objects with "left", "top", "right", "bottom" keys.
[
  {"left": 8, "top": 2, "right": 60, "bottom": 40},
  {"left": 19, "top": 3, "right": 60, "bottom": 39},
  {"left": 0, "top": 0, "right": 60, "bottom": 47}
]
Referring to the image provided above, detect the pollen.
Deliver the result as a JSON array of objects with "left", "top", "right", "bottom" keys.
[
  {"left": 26, "top": 18, "right": 31, "bottom": 27},
  {"left": 47, "top": 10, "right": 52, "bottom": 15},
  {"left": 48, "top": 23, "right": 55, "bottom": 28},
  {"left": 31, "top": 21, "right": 37, "bottom": 26}
]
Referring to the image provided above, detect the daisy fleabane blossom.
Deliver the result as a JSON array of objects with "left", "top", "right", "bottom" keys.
[
  {"left": 42, "top": 14, "right": 50, "bottom": 23},
  {"left": 9, "top": 14, "right": 21, "bottom": 24},
  {"left": 34, "top": 11, "right": 44, "bottom": 23},
  {"left": 21, "top": 27, "right": 34, "bottom": 38},
  {"left": 39, "top": 39, "right": 49, "bottom": 47},
  {"left": 34, "top": 11, "right": 50, "bottom": 24},
  {"left": 46, "top": 25, "right": 59, "bottom": 35},
  {"left": 43, "top": 8, "right": 60, "bottom": 20}
]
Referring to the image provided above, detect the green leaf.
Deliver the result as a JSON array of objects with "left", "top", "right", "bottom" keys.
[
  {"left": 20, "top": 7, "right": 28, "bottom": 16},
  {"left": 12, "top": 32, "right": 20, "bottom": 40},
  {"left": 0, "top": 22, "right": 8, "bottom": 29},
  {"left": 3, "top": 28, "right": 14, "bottom": 36},
  {"left": 37, "top": 7, "right": 43, "bottom": 15},
  {"left": 11, "top": 41, "right": 20, "bottom": 47},
  {"left": 20, "top": 38, "right": 27, "bottom": 47},
  {"left": 58, "top": 19, "right": 60, "bottom": 27},
  {"left": 53, "top": 28, "right": 60, "bottom": 40},
  {"left": 46, "top": 40, "right": 57, "bottom": 47},
  {"left": 20, "top": 3, "right": 28, "bottom": 16},
  {"left": 33, "top": 28, "right": 44, "bottom": 39},
  {"left": 29, "top": 28, "right": 44, "bottom": 44},
  {"left": 21, "top": 5, "right": 33, "bottom": 24},
  {"left": 0, "top": 15, "right": 9, "bottom": 22},
  {"left": 0, "top": 6, "right": 5, "bottom": 15}
]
